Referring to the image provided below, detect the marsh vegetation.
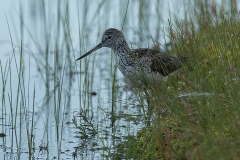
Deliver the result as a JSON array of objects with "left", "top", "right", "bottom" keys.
[{"left": 0, "top": 0, "right": 240, "bottom": 159}]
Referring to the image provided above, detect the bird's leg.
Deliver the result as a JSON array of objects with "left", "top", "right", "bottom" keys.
[{"left": 143, "top": 86, "right": 153, "bottom": 126}]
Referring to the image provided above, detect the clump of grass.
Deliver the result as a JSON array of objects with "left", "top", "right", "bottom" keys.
[
  {"left": 113, "top": 1, "right": 240, "bottom": 159},
  {"left": 72, "top": 108, "right": 97, "bottom": 139}
]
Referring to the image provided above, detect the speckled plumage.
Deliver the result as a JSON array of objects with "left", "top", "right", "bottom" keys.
[{"left": 76, "top": 28, "right": 188, "bottom": 86}]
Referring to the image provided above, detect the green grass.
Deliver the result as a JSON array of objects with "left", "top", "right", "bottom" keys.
[{"left": 112, "top": 1, "right": 240, "bottom": 159}]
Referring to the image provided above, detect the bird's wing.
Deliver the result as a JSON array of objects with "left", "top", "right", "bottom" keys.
[{"left": 131, "top": 48, "right": 185, "bottom": 76}]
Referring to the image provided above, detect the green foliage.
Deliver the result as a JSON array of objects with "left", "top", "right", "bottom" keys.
[{"left": 113, "top": 6, "right": 240, "bottom": 160}]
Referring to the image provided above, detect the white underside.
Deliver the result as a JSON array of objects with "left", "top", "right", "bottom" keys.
[{"left": 118, "top": 65, "right": 167, "bottom": 87}]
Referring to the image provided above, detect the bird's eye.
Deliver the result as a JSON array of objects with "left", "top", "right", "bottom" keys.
[{"left": 107, "top": 36, "right": 112, "bottom": 39}]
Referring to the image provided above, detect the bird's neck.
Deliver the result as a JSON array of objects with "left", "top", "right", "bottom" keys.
[{"left": 113, "top": 39, "right": 130, "bottom": 56}]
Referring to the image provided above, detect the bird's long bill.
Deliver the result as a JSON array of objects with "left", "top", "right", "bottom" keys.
[{"left": 75, "top": 43, "right": 102, "bottom": 61}]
